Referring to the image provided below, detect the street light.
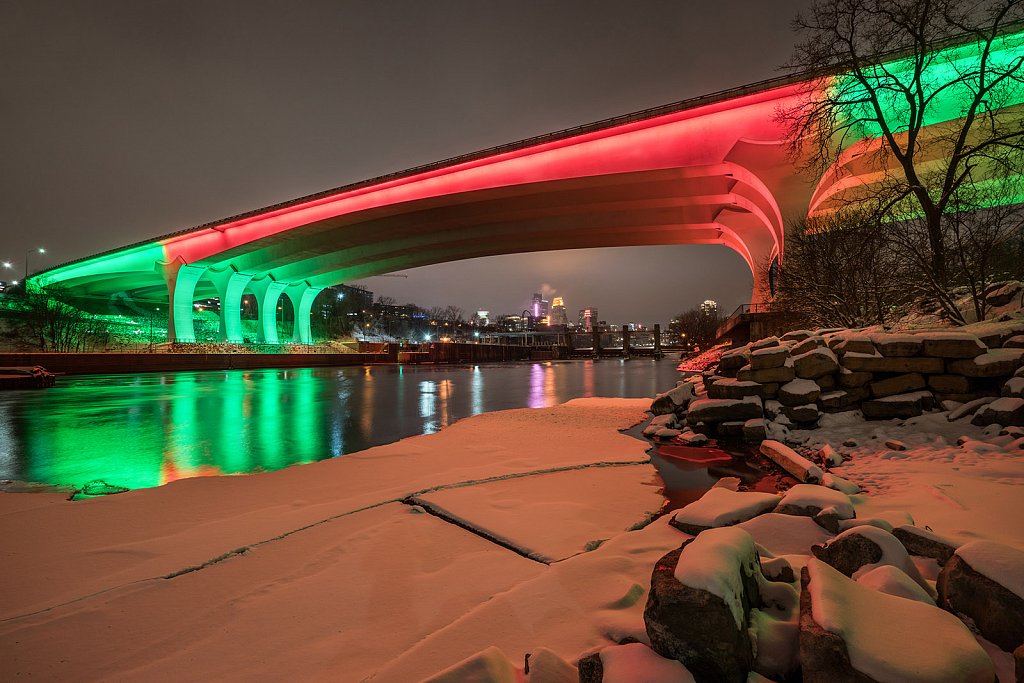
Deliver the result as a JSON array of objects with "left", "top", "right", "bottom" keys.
[{"left": 24, "top": 247, "right": 45, "bottom": 292}]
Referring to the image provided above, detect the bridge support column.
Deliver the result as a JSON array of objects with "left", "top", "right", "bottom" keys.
[
  {"left": 160, "top": 261, "right": 206, "bottom": 343},
  {"left": 208, "top": 269, "right": 254, "bottom": 343},
  {"left": 622, "top": 323, "right": 631, "bottom": 359},
  {"left": 249, "top": 276, "right": 288, "bottom": 344},
  {"left": 654, "top": 324, "right": 662, "bottom": 354},
  {"left": 284, "top": 283, "right": 324, "bottom": 345}
]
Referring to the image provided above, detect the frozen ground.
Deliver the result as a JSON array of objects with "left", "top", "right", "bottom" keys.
[{"left": 1, "top": 396, "right": 1021, "bottom": 681}]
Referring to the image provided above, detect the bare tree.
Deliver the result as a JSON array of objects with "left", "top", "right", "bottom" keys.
[
  {"left": 779, "top": 0, "right": 1024, "bottom": 319},
  {"left": 670, "top": 306, "right": 724, "bottom": 348},
  {"left": 2, "top": 290, "right": 111, "bottom": 352}
]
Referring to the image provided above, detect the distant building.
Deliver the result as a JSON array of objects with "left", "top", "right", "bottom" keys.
[
  {"left": 549, "top": 297, "right": 568, "bottom": 327},
  {"left": 328, "top": 284, "right": 374, "bottom": 311},
  {"left": 578, "top": 307, "right": 598, "bottom": 332},
  {"left": 700, "top": 299, "right": 719, "bottom": 317},
  {"left": 531, "top": 292, "right": 550, "bottom": 321},
  {"left": 475, "top": 310, "right": 489, "bottom": 326}
]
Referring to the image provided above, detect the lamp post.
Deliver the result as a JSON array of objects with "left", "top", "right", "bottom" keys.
[
  {"left": 24, "top": 247, "right": 45, "bottom": 293},
  {"left": 2, "top": 262, "right": 11, "bottom": 291}
]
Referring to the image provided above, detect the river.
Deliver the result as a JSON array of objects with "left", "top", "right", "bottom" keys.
[{"left": 0, "top": 359, "right": 682, "bottom": 491}]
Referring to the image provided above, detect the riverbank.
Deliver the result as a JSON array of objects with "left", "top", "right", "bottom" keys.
[{"left": 2, "top": 390, "right": 1022, "bottom": 681}]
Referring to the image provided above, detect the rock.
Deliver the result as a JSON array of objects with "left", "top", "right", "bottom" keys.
[
  {"left": 750, "top": 346, "right": 790, "bottom": 370},
  {"left": 708, "top": 379, "right": 764, "bottom": 400},
  {"left": 928, "top": 374, "right": 973, "bottom": 394},
  {"left": 742, "top": 418, "right": 767, "bottom": 442},
  {"left": 717, "top": 421, "right": 746, "bottom": 437},
  {"left": 838, "top": 367, "right": 873, "bottom": 388},
  {"left": 937, "top": 541, "right": 1024, "bottom": 652},
  {"left": 775, "top": 484, "right": 855, "bottom": 532},
  {"left": 750, "top": 337, "right": 780, "bottom": 350},
  {"left": 759, "top": 440, "right": 823, "bottom": 483},
  {"left": 841, "top": 353, "right": 945, "bottom": 374},
  {"left": 778, "top": 378, "right": 821, "bottom": 406},
  {"left": 792, "top": 347, "right": 840, "bottom": 380},
  {"left": 423, "top": 646, "right": 517, "bottom": 683},
  {"left": 651, "top": 382, "right": 696, "bottom": 415},
  {"left": 781, "top": 329, "right": 813, "bottom": 342},
  {"left": 737, "top": 364, "right": 796, "bottom": 384},
  {"left": 579, "top": 643, "right": 695, "bottom": 683},
  {"left": 1004, "top": 335, "right": 1024, "bottom": 349},
  {"left": 948, "top": 348, "right": 1024, "bottom": 378},
  {"left": 869, "top": 333, "right": 923, "bottom": 357},
  {"left": 819, "top": 388, "right": 866, "bottom": 412},
  {"left": 921, "top": 332, "right": 988, "bottom": 359},
  {"left": 790, "top": 335, "right": 826, "bottom": 357},
  {"left": 832, "top": 336, "right": 876, "bottom": 356},
  {"left": 861, "top": 390, "right": 935, "bottom": 419},
  {"left": 1004, "top": 376, "right": 1024, "bottom": 398},
  {"left": 985, "top": 280, "right": 1022, "bottom": 307},
  {"left": 869, "top": 372, "right": 925, "bottom": 399},
  {"left": 811, "top": 526, "right": 930, "bottom": 591},
  {"left": 719, "top": 351, "right": 751, "bottom": 375},
  {"left": 1015, "top": 644, "right": 1024, "bottom": 683},
  {"left": 783, "top": 403, "right": 820, "bottom": 424},
  {"left": 524, "top": 649, "right": 577, "bottom": 683},
  {"left": 670, "top": 487, "right": 780, "bottom": 535},
  {"left": 971, "top": 397, "right": 1024, "bottom": 427},
  {"left": 645, "top": 529, "right": 765, "bottom": 683},
  {"left": 856, "top": 565, "right": 936, "bottom": 604},
  {"left": 686, "top": 397, "right": 763, "bottom": 425},
  {"left": 819, "top": 444, "right": 843, "bottom": 468},
  {"left": 947, "top": 396, "right": 997, "bottom": 421},
  {"left": 679, "top": 431, "right": 709, "bottom": 446},
  {"left": 892, "top": 525, "right": 959, "bottom": 565},
  {"left": 799, "top": 561, "right": 994, "bottom": 683},
  {"left": 654, "top": 428, "right": 682, "bottom": 440},
  {"left": 822, "top": 473, "right": 860, "bottom": 495},
  {"left": 883, "top": 438, "right": 906, "bottom": 451}
]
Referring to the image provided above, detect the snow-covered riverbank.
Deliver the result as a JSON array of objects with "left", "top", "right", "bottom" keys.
[{"left": 1, "top": 393, "right": 1022, "bottom": 681}]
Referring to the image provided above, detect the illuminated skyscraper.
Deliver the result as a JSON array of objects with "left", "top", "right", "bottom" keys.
[
  {"left": 578, "top": 307, "right": 598, "bottom": 331},
  {"left": 700, "top": 300, "right": 719, "bottom": 316},
  {"left": 550, "top": 297, "right": 568, "bottom": 327}
]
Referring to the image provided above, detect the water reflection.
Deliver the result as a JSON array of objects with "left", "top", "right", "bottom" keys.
[{"left": 0, "top": 360, "right": 683, "bottom": 491}]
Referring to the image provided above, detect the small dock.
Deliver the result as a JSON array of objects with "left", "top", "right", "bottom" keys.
[{"left": 0, "top": 366, "right": 57, "bottom": 390}]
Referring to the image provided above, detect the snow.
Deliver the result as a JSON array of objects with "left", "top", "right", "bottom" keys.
[
  {"left": 778, "top": 483, "right": 855, "bottom": 519},
  {"left": 671, "top": 487, "right": 779, "bottom": 529},
  {"left": 856, "top": 565, "right": 935, "bottom": 604},
  {"left": 807, "top": 559, "right": 995, "bottom": 683},
  {"left": 948, "top": 396, "right": 997, "bottom": 421},
  {"left": 673, "top": 526, "right": 762, "bottom": 628},
  {"left": 735, "top": 513, "right": 834, "bottom": 557},
  {"left": 955, "top": 540, "right": 1024, "bottom": 598},
  {"left": 423, "top": 646, "right": 518, "bottom": 683},
  {"left": 599, "top": 643, "right": 696, "bottom": 683},
  {"left": 830, "top": 525, "right": 931, "bottom": 592},
  {"left": 759, "top": 440, "right": 824, "bottom": 483},
  {"left": 779, "top": 377, "right": 820, "bottom": 396}
]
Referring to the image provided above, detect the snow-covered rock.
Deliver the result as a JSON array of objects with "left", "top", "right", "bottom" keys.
[
  {"left": 775, "top": 483, "right": 855, "bottom": 532},
  {"left": 892, "top": 525, "right": 960, "bottom": 566},
  {"left": 651, "top": 382, "right": 696, "bottom": 415},
  {"left": 818, "top": 443, "right": 843, "bottom": 468},
  {"left": 422, "top": 645, "right": 518, "bottom": 683},
  {"left": 861, "top": 390, "right": 935, "bottom": 419},
  {"left": 937, "top": 540, "right": 1024, "bottom": 651},
  {"left": 707, "top": 379, "right": 763, "bottom": 400},
  {"left": 800, "top": 560, "right": 994, "bottom": 683},
  {"left": 947, "top": 395, "right": 997, "bottom": 421},
  {"left": 778, "top": 378, "right": 821, "bottom": 407},
  {"left": 971, "top": 396, "right": 1024, "bottom": 427},
  {"left": 869, "top": 333, "right": 923, "bottom": 357},
  {"left": 1003, "top": 376, "right": 1024, "bottom": 398},
  {"left": 782, "top": 403, "right": 820, "bottom": 425},
  {"left": 686, "top": 397, "right": 763, "bottom": 426},
  {"left": 759, "top": 440, "right": 823, "bottom": 484},
  {"left": 856, "top": 565, "right": 935, "bottom": 605},
  {"left": 842, "top": 352, "right": 945, "bottom": 374},
  {"left": 670, "top": 488, "right": 779, "bottom": 535},
  {"left": 737, "top": 364, "right": 795, "bottom": 384},
  {"left": 869, "top": 372, "right": 925, "bottom": 399},
  {"left": 948, "top": 348, "right": 1024, "bottom": 378},
  {"left": 742, "top": 418, "right": 767, "bottom": 442},
  {"left": 811, "top": 526, "right": 931, "bottom": 593},
  {"left": 832, "top": 336, "right": 876, "bottom": 356},
  {"left": 577, "top": 643, "right": 696, "bottom": 683},
  {"left": 792, "top": 347, "right": 839, "bottom": 380},
  {"left": 822, "top": 473, "right": 861, "bottom": 495},
  {"left": 920, "top": 331, "right": 988, "bottom": 359},
  {"left": 750, "top": 346, "right": 790, "bottom": 370}
]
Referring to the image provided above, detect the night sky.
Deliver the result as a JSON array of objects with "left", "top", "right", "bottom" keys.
[{"left": 1, "top": 0, "right": 812, "bottom": 324}]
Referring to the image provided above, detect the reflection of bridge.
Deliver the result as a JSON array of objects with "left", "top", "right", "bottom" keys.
[{"left": 33, "top": 30, "right": 1024, "bottom": 344}]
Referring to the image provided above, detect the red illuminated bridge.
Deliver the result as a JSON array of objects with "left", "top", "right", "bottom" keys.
[{"left": 32, "top": 32, "right": 1024, "bottom": 343}]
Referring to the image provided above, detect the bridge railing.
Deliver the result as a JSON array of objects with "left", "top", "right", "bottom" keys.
[{"left": 716, "top": 303, "right": 774, "bottom": 339}]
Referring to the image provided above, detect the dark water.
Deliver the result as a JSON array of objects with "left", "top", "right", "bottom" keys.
[{"left": 0, "top": 359, "right": 682, "bottom": 491}]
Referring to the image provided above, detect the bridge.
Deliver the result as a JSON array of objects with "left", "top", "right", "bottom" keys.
[{"left": 33, "top": 30, "right": 1024, "bottom": 344}]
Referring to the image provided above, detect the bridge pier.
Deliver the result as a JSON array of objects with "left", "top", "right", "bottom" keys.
[
  {"left": 161, "top": 260, "right": 206, "bottom": 343},
  {"left": 249, "top": 277, "right": 288, "bottom": 344},
  {"left": 284, "top": 283, "right": 323, "bottom": 345},
  {"left": 621, "top": 323, "right": 631, "bottom": 359},
  {"left": 208, "top": 269, "right": 254, "bottom": 343}
]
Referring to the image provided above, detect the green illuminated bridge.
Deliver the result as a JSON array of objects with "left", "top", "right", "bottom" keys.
[{"left": 34, "top": 31, "right": 1024, "bottom": 344}]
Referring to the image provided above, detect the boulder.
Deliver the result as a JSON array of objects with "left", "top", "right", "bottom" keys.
[
  {"left": 928, "top": 374, "right": 972, "bottom": 394},
  {"left": 820, "top": 389, "right": 866, "bottom": 412},
  {"left": 869, "top": 333, "right": 923, "bottom": 357},
  {"left": 670, "top": 487, "right": 780, "bottom": 535},
  {"left": 783, "top": 403, "right": 820, "bottom": 425},
  {"left": 578, "top": 643, "right": 695, "bottom": 683},
  {"left": 948, "top": 348, "right": 1024, "bottom": 378},
  {"left": 1004, "top": 335, "right": 1024, "bottom": 349},
  {"left": 742, "top": 418, "right": 767, "bottom": 442},
  {"left": 717, "top": 421, "right": 746, "bottom": 438},
  {"left": 1016, "top": 644, "right": 1024, "bottom": 683},
  {"left": 841, "top": 353, "right": 945, "bottom": 374},
  {"left": 817, "top": 374, "right": 836, "bottom": 390},
  {"left": 811, "top": 526, "right": 930, "bottom": 592},
  {"left": 985, "top": 280, "right": 1022, "bottom": 307},
  {"left": 737, "top": 365, "right": 796, "bottom": 384},
  {"left": 838, "top": 367, "right": 873, "bottom": 388},
  {"left": 937, "top": 541, "right": 1024, "bottom": 652},
  {"left": 645, "top": 529, "right": 764, "bottom": 683},
  {"left": 750, "top": 337, "right": 780, "bottom": 350},
  {"left": 792, "top": 347, "right": 840, "bottom": 380},
  {"left": 832, "top": 336, "right": 876, "bottom": 356},
  {"left": 719, "top": 351, "right": 751, "bottom": 376},
  {"left": 750, "top": 346, "right": 790, "bottom": 370},
  {"left": 778, "top": 378, "right": 821, "bottom": 406},
  {"left": 861, "top": 390, "right": 934, "bottom": 419},
  {"left": 686, "top": 397, "right": 763, "bottom": 425},
  {"left": 856, "top": 565, "right": 936, "bottom": 604},
  {"left": 971, "top": 397, "right": 1024, "bottom": 427},
  {"left": 947, "top": 396, "right": 997, "bottom": 421},
  {"left": 892, "top": 525, "right": 959, "bottom": 565},
  {"left": 759, "top": 440, "right": 823, "bottom": 483},
  {"left": 1004, "top": 376, "right": 1024, "bottom": 398},
  {"left": 651, "top": 382, "right": 696, "bottom": 415},
  {"left": 868, "top": 373, "right": 925, "bottom": 399},
  {"left": 799, "top": 561, "right": 994, "bottom": 683},
  {"left": 776, "top": 484, "right": 855, "bottom": 533},
  {"left": 781, "top": 329, "right": 813, "bottom": 342},
  {"left": 920, "top": 332, "right": 987, "bottom": 359},
  {"left": 790, "top": 335, "right": 826, "bottom": 357},
  {"left": 707, "top": 379, "right": 764, "bottom": 400},
  {"left": 679, "top": 431, "right": 709, "bottom": 446},
  {"left": 819, "top": 444, "right": 843, "bottom": 468}
]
